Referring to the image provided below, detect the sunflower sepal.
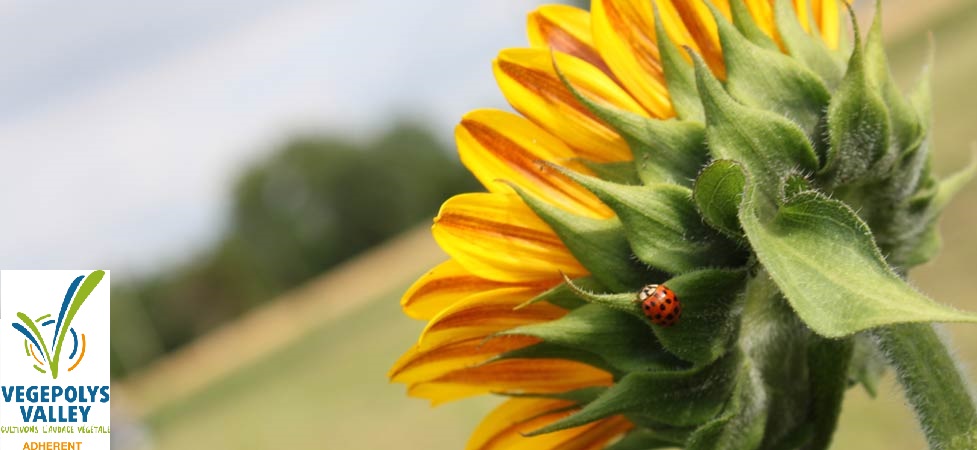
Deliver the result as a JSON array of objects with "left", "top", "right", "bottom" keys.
[
  {"left": 576, "top": 159, "right": 641, "bottom": 185},
  {"left": 727, "top": 0, "right": 778, "bottom": 51},
  {"left": 500, "top": 304, "right": 682, "bottom": 373},
  {"left": 692, "top": 52, "right": 819, "bottom": 216},
  {"left": 507, "top": 181, "right": 652, "bottom": 291},
  {"left": 693, "top": 160, "right": 748, "bottom": 240},
  {"left": 684, "top": 359, "right": 767, "bottom": 450},
  {"left": 707, "top": 0, "right": 830, "bottom": 137},
  {"left": 650, "top": 2, "right": 703, "bottom": 121},
  {"left": 804, "top": 335, "right": 855, "bottom": 450},
  {"left": 819, "top": 18, "right": 893, "bottom": 188},
  {"left": 772, "top": 0, "right": 844, "bottom": 89},
  {"left": 525, "top": 350, "right": 744, "bottom": 436},
  {"left": 604, "top": 428, "right": 685, "bottom": 450},
  {"left": 553, "top": 165, "right": 745, "bottom": 273},
  {"left": 553, "top": 57, "right": 708, "bottom": 186}
]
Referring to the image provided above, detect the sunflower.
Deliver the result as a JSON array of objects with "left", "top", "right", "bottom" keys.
[{"left": 390, "top": 1, "right": 977, "bottom": 449}]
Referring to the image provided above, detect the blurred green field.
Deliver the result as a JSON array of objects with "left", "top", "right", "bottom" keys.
[{"left": 143, "top": 3, "right": 977, "bottom": 449}]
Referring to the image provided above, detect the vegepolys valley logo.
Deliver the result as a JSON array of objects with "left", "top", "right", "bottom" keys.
[{"left": 11, "top": 271, "right": 104, "bottom": 380}]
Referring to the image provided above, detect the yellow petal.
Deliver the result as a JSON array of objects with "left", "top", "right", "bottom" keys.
[
  {"left": 407, "top": 358, "right": 613, "bottom": 404},
  {"left": 793, "top": 0, "right": 812, "bottom": 33},
  {"left": 402, "top": 260, "right": 550, "bottom": 320},
  {"left": 467, "top": 398, "right": 632, "bottom": 450},
  {"left": 493, "top": 49, "right": 647, "bottom": 164},
  {"left": 417, "top": 286, "right": 563, "bottom": 350},
  {"left": 457, "top": 109, "right": 614, "bottom": 218},
  {"left": 432, "top": 193, "right": 588, "bottom": 282},
  {"left": 390, "top": 336, "right": 541, "bottom": 384},
  {"left": 744, "top": 0, "right": 778, "bottom": 41},
  {"left": 526, "top": 5, "right": 614, "bottom": 77},
  {"left": 662, "top": 0, "right": 729, "bottom": 78},
  {"left": 590, "top": 0, "right": 675, "bottom": 117},
  {"left": 811, "top": 0, "right": 840, "bottom": 49}
]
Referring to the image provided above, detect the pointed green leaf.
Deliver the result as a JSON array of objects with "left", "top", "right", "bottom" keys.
[
  {"left": 556, "top": 167, "right": 745, "bottom": 274},
  {"left": 728, "top": 0, "right": 778, "bottom": 50},
  {"left": 509, "top": 182, "right": 653, "bottom": 291},
  {"left": 652, "top": 3, "right": 703, "bottom": 121},
  {"left": 503, "top": 304, "right": 683, "bottom": 373},
  {"left": 554, "top": 59, "right": 708, "bottom": 186},
  {"left": 692, "top": 54, "right": 819, "bottom": 215},
  {"left": 497, "top": 386, "right": 608, "bottom": 404},
  {"left": 528, "top": 350, "right": 743, "bottom": 434},
  {"left": 685, "top": 361, "right": 767, "bottom": 450},
  {"left": 652, "top": 269, "right": 747, "bottom": 365},
  {"left": 805, "top": 336, "right": 855, "bottom": 450},
  {"left": 739, "top": 183, "right": 977, "bottom": 337},
  {"left": 694, "top": 160, "right": 747, "bottom": 239},
  {"left": 707, "top": 1, "right": 831, "bottom": 137},
  {"left": 773, "top": 0, "right": 843, "bottom": 89},
  {"left": 819, "top": 14, "right": 892, "bottom": 187}
]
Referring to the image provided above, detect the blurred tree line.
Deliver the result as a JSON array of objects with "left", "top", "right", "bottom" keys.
[{"left": 110, "top": 123, "right": 478, "bottom": 377}]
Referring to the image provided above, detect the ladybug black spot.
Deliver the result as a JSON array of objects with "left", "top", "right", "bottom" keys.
[
  {"left": 666, "top": 313, "right": 673, "bottom": 320},
  {"left": 655, "top": 314, "right": 662, "bottom": 319},
  {"left": 665, "top": 299, "right": 671, "bottom": 304},
  {"left": 660, "top": 304, "right": 666, "bottom": 311}
]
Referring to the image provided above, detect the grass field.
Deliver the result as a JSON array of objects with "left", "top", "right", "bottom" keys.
[{"left": 142, "top": 3, "right": 977, "bottom": 449}]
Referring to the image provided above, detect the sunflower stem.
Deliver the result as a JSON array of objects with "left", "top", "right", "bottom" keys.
[{"left": 873, "top": 323, "right": 977, "bottom": 449}]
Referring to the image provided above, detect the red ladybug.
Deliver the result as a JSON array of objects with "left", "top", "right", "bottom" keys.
[{"left": 637, "top": 284, "right": 681, "bottom": 326}]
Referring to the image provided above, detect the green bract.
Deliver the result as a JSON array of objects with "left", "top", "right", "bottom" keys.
[{"left": 514, "top": 2, "right": 977, "bottom": 449}]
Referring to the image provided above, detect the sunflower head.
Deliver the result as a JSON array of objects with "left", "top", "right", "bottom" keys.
[{"left": 391, "top": 1, "right": 977, "bottom": 449}]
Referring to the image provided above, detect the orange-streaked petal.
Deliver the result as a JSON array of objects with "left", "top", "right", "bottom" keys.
[
  {"left": 390, "top": 335, "right": 541, "bottom": 384},
  {"left": 493, "top": 49, "right": 647, "bottom": 164},
  {"left": 590, "top": 0, "right": 674, "bottom": 117},
  {"left": 418, "top": 286, "right": 563, "bottom": 350},
  {"left": 457, "top": 110, "right": 614, "bottom": 217},
  {"left": 467, "top": 398, "right": 633, "bottom": 450},
  {"left": 793, "top": 0, "right": 812, "bottom": 33},
  {"left": 811, "top": 0, "right": 840, "bottom": 49},
  {"left": 407, "top": 358, "right": 613, "bottom": 404},
  {"left": 402, "top": 260, "right": 551, "bottom": 320},
  {"left": 432, "top": 193, "right": 588, "bottom": 282},
  {"left": 662, "top": 0, "right": 729, "bottom": 78},
  {"left": 526, "top": 5, "right": 614, "bottom": 77}
]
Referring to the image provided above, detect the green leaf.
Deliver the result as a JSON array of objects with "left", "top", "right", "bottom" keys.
[
  {"left": 553, "top": 59, "right": 708, "bottom": 186},
  {"left": 502, "top": 304, "right": 684, "bottom": 373},
  {"left": 555, "top": 168, "right": 744, "bottom": 274},
  {"left": 652, "top": 3, "right": 703, "bottom": 121},
  {"left": 528, "top": 350, "right": 743, "bottom": 434},
  {"left": 509, "top": 182, "right": 654, "bottom": 291},
  {"left": 691, "top": 54, "right": 819, "bottom": 216},
  {"left": 707, "top": 1, "right": 831, "bottom": 137},
  {"left": 694, "top": 160, "right": 747, "bottom": 240},
  {"left": 685, "top": 360, "right": 767, "bottom": 450},
  {"left": 728, "top": 0, "right": 778, "bottom": 51},
  {"left": 497, "top": 386, "right": 608, "bottom": 405},
  {"left": 819, "top": 10, "right": 892, "bottom": 187},
  {"left": 772, "top": 0, "right": 843, "bottom": 90},
  {"left": 805, "top": 336, "right": 855, "bottom": 450},
  {"left": 739, "top": 181, "right": 977, "bottom": 337},
  {"left": 651, "top": 269, "right": 747, "bottom": 365}
]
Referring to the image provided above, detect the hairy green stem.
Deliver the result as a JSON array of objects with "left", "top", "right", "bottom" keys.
[{"left": 874, "top": 323, "right": 977, "bottom": 449}]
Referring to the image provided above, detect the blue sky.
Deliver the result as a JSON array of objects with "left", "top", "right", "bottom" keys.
[{"left": 0, "top": 0, "right": 546, "bottom": 273}]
